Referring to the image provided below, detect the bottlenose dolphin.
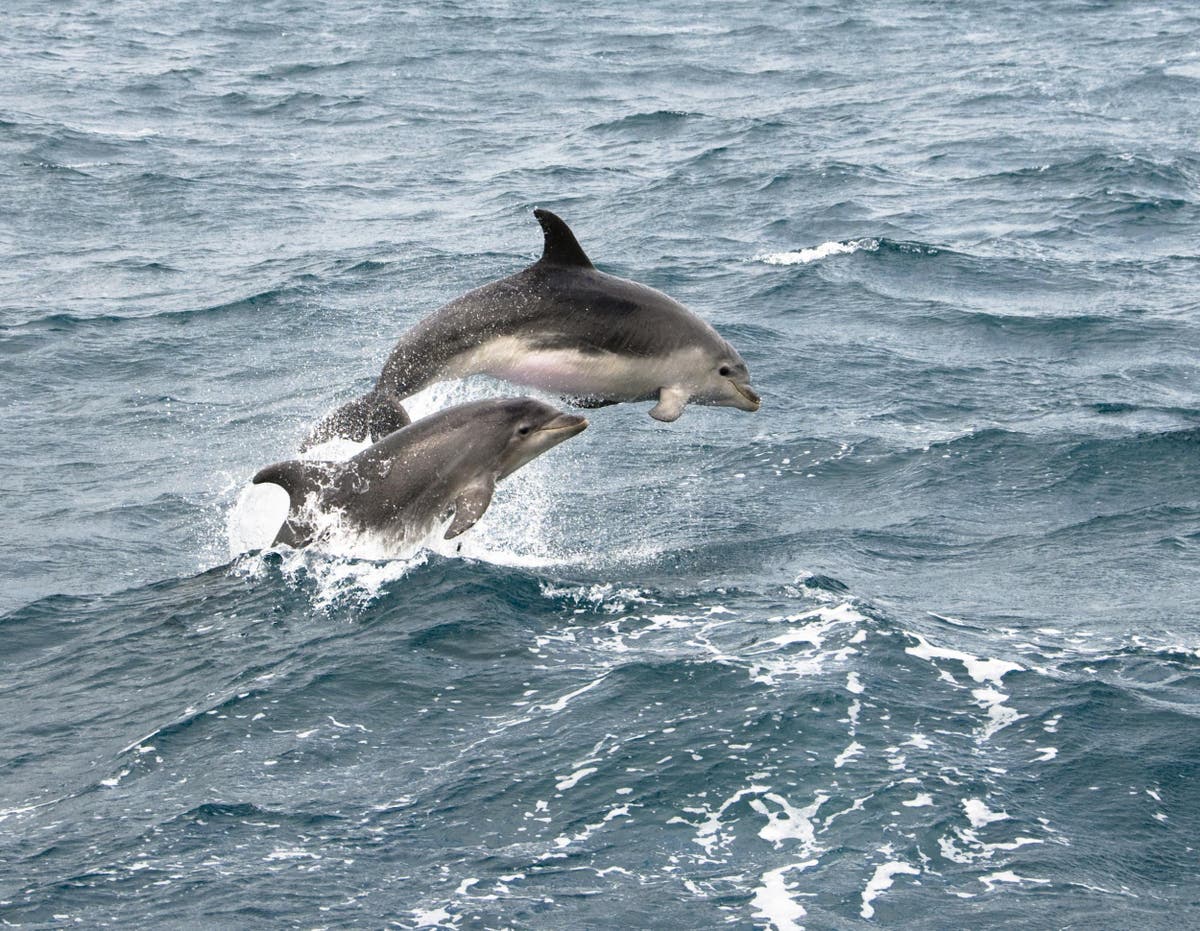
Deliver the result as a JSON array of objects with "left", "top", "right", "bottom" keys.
[
  {"left": 256, "top": 398, "right": 587, "bottom": 549},
  {"left": 305, "top": 209, "right": 759, "bottom": 447}
]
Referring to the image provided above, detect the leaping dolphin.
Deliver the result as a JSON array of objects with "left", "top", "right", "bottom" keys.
[
  {"left": 304, "top": 209, "right": 759, "bottom": 448},
  {"left": 256, "top": 397, "right": 588, "bottom": 549}
]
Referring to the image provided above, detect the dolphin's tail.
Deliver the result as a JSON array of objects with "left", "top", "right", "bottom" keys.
[
  {"left": 301, "top": 389, "right": 411, "bottom": 450},
  {"left": 252, "top": 459, "right": 323, "bottom": 548}
]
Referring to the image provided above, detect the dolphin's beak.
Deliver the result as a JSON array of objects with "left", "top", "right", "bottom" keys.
[
  {"left": 539, "top": 413, "right": 589, "bottom": 437},
  {"left": 731, "top": 381, "right": 761, "bottom": 411}
]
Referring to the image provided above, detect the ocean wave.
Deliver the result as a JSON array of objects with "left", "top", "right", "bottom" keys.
[
  {"left": 211, "top": 89, "right": 369, "bottom": 119},
  {"left": 586, "top": 110, "right": 702, "bottom": 133},
  {"left": 1066, "top": 425, "right": 1200, "bottom": 457},
  {"left": 249, "top": 59, "right": 363, "bottom": 81},
  {"left": 1, "top": 285, "right": 300, "bottom": 331},
  {"left": 967, "top": 152, "right": 1200, "bottom": 193},
  {"left": 755, "top": 238, "right": 879, "bottom": 265},
  {"left": 3, "top": 544, "right": 1182, "bottom": 925},
  {"left": 894, "top": 423, "right": 1200, "bottom": 471}
]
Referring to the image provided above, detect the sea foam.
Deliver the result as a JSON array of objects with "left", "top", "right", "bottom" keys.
[{"left": 755, "top": 239, "right": 879, "bottom": 265}]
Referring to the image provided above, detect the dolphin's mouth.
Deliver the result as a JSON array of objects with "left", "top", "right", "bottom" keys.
[
  {"left": 538, "top": 413, "right": 589, "bottom": 437},
  {"left": 732, "top": 381, "right": 761, "bottom": 410}
]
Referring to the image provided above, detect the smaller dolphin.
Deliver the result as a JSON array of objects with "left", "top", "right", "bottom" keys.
[
  {"left": 255, "top": 398, "right": 587, "bottom": 549},
  {"left": 305, "top": 209, "right": 759, "bottom": 448}
]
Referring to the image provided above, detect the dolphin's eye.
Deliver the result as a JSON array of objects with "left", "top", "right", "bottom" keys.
[
  {"left": 518, "top": 425, "right": 531, "bottom": 436},
  {"left": 719, "top": 365, "right": 732, "bottom": 377}
]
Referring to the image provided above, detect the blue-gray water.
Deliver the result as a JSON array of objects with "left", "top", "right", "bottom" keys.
[{"left": 3, "top": 1, "right": 1199, "bottom": 927}]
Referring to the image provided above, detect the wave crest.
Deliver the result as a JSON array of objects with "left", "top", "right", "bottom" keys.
[{"left": 755, "top": 238, "right": 879, "bottom": 265}]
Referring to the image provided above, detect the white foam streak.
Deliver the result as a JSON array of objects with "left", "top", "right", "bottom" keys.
[
  {"left": 974, "top": 686, "right": 1021, "bottom": 739},
  {"left": 979, "top": 871, "right": 1050, "bottom": 893},
  {"left": 411, "top": 906, "right": 457, "bottom": 928},
  {"left": 744, "top": 603, "right": 868, "bottom": 686},
  {"left": 693, "top": 785, "right": 770, "bottom": 856},
  {"left": 555, "top": 766, "right": 598, "bottom": 792},
  {"left": 963, "top": 798, "right": 1009, "bottom": 828},
  {"left": 904, "top": 633, "right": 1022, "bottom": 685},
  {"left": 905, "top": 632, "right": 1023, "bottom": 740},
  {"left": 751, "top": 862, "right": 817, "bottom": 931},
  {"left": 750, "top": 793, "right": 828, "bottom": 848},
  {"left": 0, "top": 796, "right": 68, "bottom": 824},
  {"left": 536, "top": 675, "right": 608, "bottom": 714},
  {"left": 860, "top": 861, "right": 920, "bottom": 919},
  {"left": 743, "top": 788, "right": 829, "bottom": 930},
  {"left": 755, "top": 239, "right": 879, "bottom": 265},
  {"left": 264, "top": 847, "right": 319, "bottom": 861},
  {"left": 834, "top": 741, "right": 864, "bottom": 768}
]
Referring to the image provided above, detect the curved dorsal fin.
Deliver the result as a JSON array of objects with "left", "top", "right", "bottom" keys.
[{"left": 533, "top": 208, "right": 593, "bottom": 269}]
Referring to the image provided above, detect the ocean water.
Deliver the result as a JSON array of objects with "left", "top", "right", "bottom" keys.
[{"left": 3, "top": 0, "right": 1199, "bottom": 927}]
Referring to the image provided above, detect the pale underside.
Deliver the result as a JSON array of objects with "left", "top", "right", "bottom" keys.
[{"left": 447, "top": 335, "right": 711, "bottom": 402}]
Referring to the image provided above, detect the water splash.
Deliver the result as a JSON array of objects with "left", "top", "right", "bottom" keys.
[
  {"left": 754, "top": 239, "right": 879, "bottom": 265},
  {"left": 224, "top": 376, "right": 602, "bottom": 603}
]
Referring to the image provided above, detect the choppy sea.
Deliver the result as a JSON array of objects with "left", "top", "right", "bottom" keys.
[{"left": 3, "top": 1, "right": 1199, "bottom": 927}]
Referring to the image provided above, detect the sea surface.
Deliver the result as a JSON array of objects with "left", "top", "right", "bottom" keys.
[{"left": 3, "top": 1, "right": 1199, "bottom": 927}]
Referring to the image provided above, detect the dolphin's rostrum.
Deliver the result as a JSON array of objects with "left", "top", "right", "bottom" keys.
[
  {"left": 305, "top": 209, "right": 759, "bottom": 448},
  {"left": 257, "top": 397, "right": 587, "bottom": 549}
]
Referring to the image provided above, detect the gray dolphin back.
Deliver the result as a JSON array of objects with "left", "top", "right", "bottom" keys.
[{"left": 301, "top": 208, "right": 730, "bottom": 447}]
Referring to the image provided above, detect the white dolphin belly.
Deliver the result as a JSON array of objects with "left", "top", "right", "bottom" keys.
[{"left": 449, "top": 336, "right": 690, "bottom": 400}]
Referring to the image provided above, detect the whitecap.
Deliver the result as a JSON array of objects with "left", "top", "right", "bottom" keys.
[{"left": 755, "top": 238, "right": 879, "bottom": 265}]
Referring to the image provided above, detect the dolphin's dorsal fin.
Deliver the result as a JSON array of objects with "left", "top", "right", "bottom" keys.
[
  {"left": 534, "top": 209, "right": 593, "bottom": 269},
  {"left": 252, "top": 460, "right": 333, "bottom": 510}
]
